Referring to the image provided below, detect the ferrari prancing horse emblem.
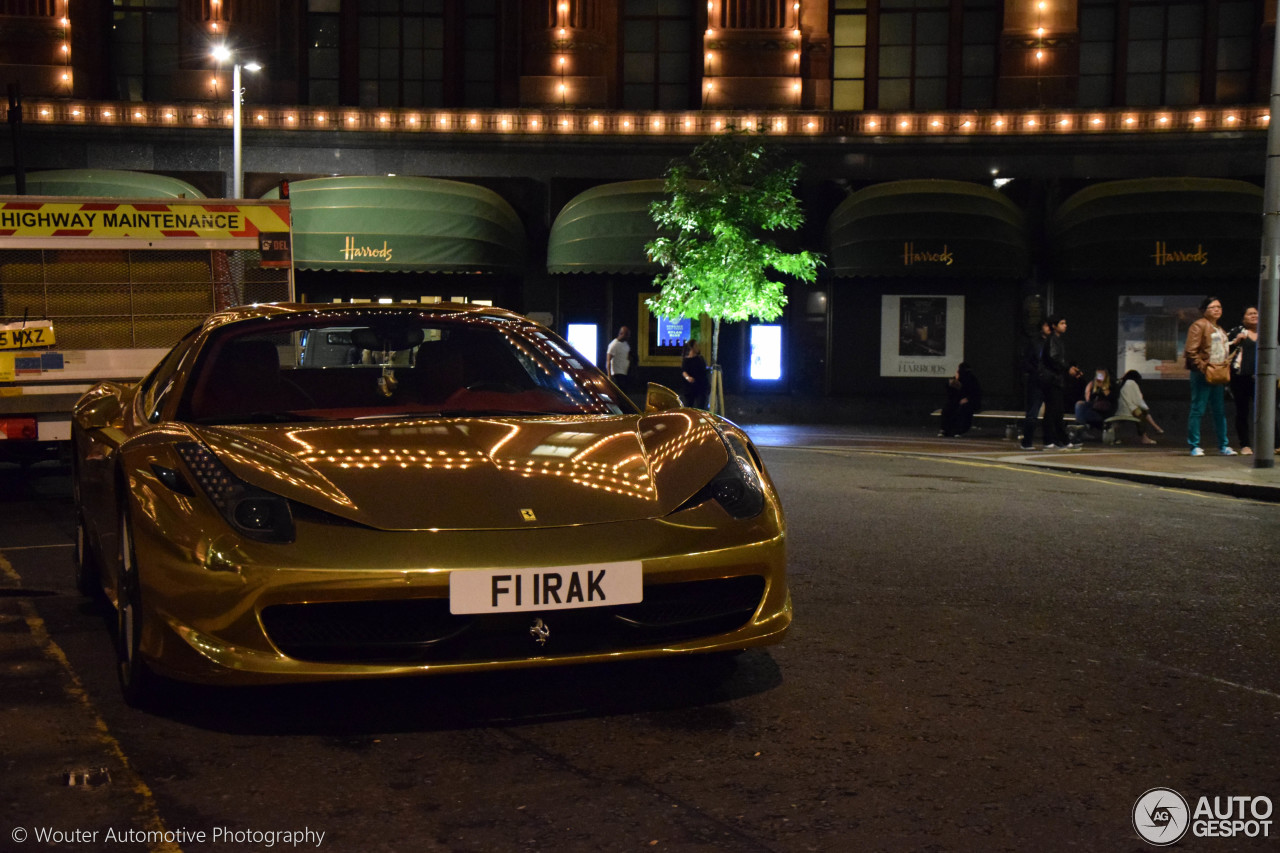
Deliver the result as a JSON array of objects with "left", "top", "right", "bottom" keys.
[
  {"left": 520, "top": 508, "right": 536, "bottom": 522},
  {"left": 529, "top": 618, "right": 550, "bottom": 645}
]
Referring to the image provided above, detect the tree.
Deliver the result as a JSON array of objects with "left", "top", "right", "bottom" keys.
[{"left": 645, "top": 128, "right": 823, "bottom": 394}]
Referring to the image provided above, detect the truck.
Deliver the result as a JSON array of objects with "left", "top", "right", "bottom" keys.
[{"left": 0, "top": 196, "right": 293, "bottom": 464}]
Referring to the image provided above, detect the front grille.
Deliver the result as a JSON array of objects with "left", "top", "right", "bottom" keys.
[
  {"left": 260, "top": 599, "right": 469, "bottom": 662},
  {"left": 260, "top": 575, "right": 767, "bottom": 664}
]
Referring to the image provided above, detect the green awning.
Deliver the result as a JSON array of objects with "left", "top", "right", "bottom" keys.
[
  {"left": 0, "top": 169, "right": 205, "bottom": 198},
  {"left": 826, "top": 179, "right": 1029, "bottom": 278},
  {"left": 1050, "top": 177, "right": 1262, "bottom": 279},
  {"left": 547, "top": 179, "right": 670, "bottom": 274},
  {"left": 264, "top": 176, "right": 525, "bottom": 273}
]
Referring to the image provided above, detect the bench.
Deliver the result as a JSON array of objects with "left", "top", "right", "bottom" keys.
[
  {"left": 930, "top": 408, "right": 1035, "bottom": 439},
  {"left": 931, "top": 407, "right": 1147, "bottom": 445},
  {"left": 1065, "top": 414, "right": 1146, "bottom": 444},
  {"left": 1101, "top": 414, "right": 1142, "bottom": 444}
]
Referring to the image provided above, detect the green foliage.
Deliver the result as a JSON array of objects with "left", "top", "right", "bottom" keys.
[{"left": 645, "top": 129, "right": 823, "bottom": 337}]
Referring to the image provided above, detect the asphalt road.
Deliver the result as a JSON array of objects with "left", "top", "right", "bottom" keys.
[{"left": 2, "top": 446, "right": 1278, "bottom": 853}]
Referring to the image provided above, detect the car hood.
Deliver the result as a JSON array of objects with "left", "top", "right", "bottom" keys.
[{"left": 193, "top": 413, "right": 728, "bottom": 531}]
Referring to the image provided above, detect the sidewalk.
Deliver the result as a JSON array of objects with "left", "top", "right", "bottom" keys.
[{"left": 741, "top": 423, "right": 1280, "bottom": 503}]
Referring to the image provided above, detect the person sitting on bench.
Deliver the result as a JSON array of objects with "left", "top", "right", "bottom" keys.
[
  {"left": 938, "top": 362, "right": 983, "bottom": 437},
  {"left": 1074, "top": 368, "right": 1115, "bottom": 436},
  {"left": 1114, "top": 370, "right": 1164, "bottom": 445}
]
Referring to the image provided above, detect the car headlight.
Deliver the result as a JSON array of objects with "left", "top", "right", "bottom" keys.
[
  {"left": 675, "top": 431, "right": 766, "bottom": 519},
  {"left": 175, "top": 442, "right": 296, "bottom": 543}
]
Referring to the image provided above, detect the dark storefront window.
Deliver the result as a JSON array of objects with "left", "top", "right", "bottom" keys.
[
  {"left": 1078, "top": 1, "right": 1116, "bottom": 106},
  {"left": 307, "top": 0, "right": 341, "bottom": 105},
  {"left": 959, "top": 1, "right": 999, "bottom": 108},
  {"left": 835, "top": 0, "right": 994, "bottom": 111},
  {"left": 1080, "top": 0, "right": 1262, "bottom": 107},
  {"left": 1126, "top": 1, "right": 1203, "bottom": 106},
  {"left": 358, "top": 0, "right": 446, "bottom": 107},
  {"left": 461, "top": 2, "right": 499, "bottom": 108},
  {"left": 1214, "top": 0, "right": 1261, "bottom": 104},
  {"left": 878, "top": 0, "right": 950, "bottom": 110},
  {"left": 832, "top": 0, "right": 868, "bottom": 110},
  {"left": 109, "top": 0, "right": 179, "bottom": 101},
  {"left": 621, "top": 0, "right": 695, "bottom": 110},
  {"left": 308, "top": 0, "right": 499, "bottom": 108}
]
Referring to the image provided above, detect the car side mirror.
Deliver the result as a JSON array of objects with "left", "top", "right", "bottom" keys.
[
  {"left": 644, "top": 382, "right": 683, "bottom": 413},
  {"left": 74, "top": 391, "right": 122, "bottom": 431}
]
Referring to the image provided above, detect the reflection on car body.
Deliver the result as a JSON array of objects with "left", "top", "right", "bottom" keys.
[{"left": 70, "top": 302, "right": 790, "bottom": 707}]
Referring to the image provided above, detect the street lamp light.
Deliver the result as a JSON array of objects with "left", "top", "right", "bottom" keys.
[{"left": 211, "top": 44, "right": 261, "bottom": 198}]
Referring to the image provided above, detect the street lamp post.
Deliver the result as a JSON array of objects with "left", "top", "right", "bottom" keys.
[{"left": 211, "top": 45, "right": 261, "bottom": 199}]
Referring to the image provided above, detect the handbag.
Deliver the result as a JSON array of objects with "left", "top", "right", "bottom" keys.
[{"left": 1205, "top": 362, "right": 1231, "bottom": 385}]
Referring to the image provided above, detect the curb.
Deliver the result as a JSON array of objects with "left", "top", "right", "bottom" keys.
[{"left": 1002, "top": 459, "right": 1280, "bottom": 503}]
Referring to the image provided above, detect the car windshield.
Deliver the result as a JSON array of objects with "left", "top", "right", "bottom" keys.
[{"left": 179, "top": 309, "right": 636, "bottom": 424}]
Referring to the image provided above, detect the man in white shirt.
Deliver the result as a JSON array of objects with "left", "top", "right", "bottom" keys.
[{"left": 606, "top": 326, "right": 632, "bottom": 390}]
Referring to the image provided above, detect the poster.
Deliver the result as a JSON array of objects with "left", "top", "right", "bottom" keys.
[
  {"left": 880, "top": 295, "right": 965, "bottom": 377},
  {"left": 636, "top": 294, "right": 711, "bottom": 367},
  {"left": 1116, "top": 295, "right": 1200, "bottom": 380},
  {"left": 655, "top": 316, "right": 691, "bottom": 350}
]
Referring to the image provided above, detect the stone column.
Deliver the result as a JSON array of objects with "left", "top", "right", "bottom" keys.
[
  {"left": 520, "top": 0, "right": 611, "bottom": 107},
  {"left": 705, "top": 0, "right": 814, "bottom": 109},
  {"left": 997, "top": 0, "right": 1079, "bottom": 108}
]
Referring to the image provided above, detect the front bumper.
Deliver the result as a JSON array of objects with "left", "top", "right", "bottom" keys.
[{"left": 134, "top": 505, "right": 789, "bottom": 685}]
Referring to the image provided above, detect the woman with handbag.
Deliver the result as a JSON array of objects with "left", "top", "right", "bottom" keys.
[{"left": 1182, "top": 296, "right": 1237, "bottom": 457}]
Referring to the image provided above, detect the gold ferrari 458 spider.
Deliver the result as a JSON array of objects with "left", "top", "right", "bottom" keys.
[{"left": 71, "top": 303, "right": 789, "bottom": 706}]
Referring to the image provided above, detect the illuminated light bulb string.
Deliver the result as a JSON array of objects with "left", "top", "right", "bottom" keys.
[
  {"left": 556, "top": 1, "right": 569, "bottom": 106},
  {"left": 705, "top": 0, "right": 716, "bottom": 107},
  {"left": 27, "top": 103, "right": 1273, "bottom": 135},
  {"left": 206, "top": 0, "right": 230, "bottom": 105},
  {"left": 793, "top": 0, "right": 803, "bottom": 104},
  {"left": 1033, "top": 0, "right": 1049, "bottom": 108},
  {"left": 58, "top": 0, "right": 72, "bottom": 90}
]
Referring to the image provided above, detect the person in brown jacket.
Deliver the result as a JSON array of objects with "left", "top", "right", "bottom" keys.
[{"left": 1182, "top": 296, "right": 1236, "bottom": 457}]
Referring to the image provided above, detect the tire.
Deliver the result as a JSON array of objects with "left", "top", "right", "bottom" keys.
[
  {"left": 115, "top": 504, "right": 162, "bottom": 710},
  {"left": 70, "top": 440, "right": 99, "bottom": 597},
  {"left": 72, "top": 508, "right": 100, "bottom": 597}
]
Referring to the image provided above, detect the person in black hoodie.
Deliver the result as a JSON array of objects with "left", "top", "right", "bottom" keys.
[
  {"left": 939, "top": 362, "right": 983, "bottom": 437},
  {"left": 1038, "top": 315, "right": 1084, "bottom": 450},
  {"left": 1020, "top": 318, "right": 1051, "bottom": 449}
]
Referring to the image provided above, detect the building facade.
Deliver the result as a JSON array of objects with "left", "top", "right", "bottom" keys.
[{"left": 2, "top": 0, "right": 1276, "bottom": 418}]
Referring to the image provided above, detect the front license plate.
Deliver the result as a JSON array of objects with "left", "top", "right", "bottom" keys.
[{"left": 449, "top": 562, "right": 643, "bottom": 615}]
